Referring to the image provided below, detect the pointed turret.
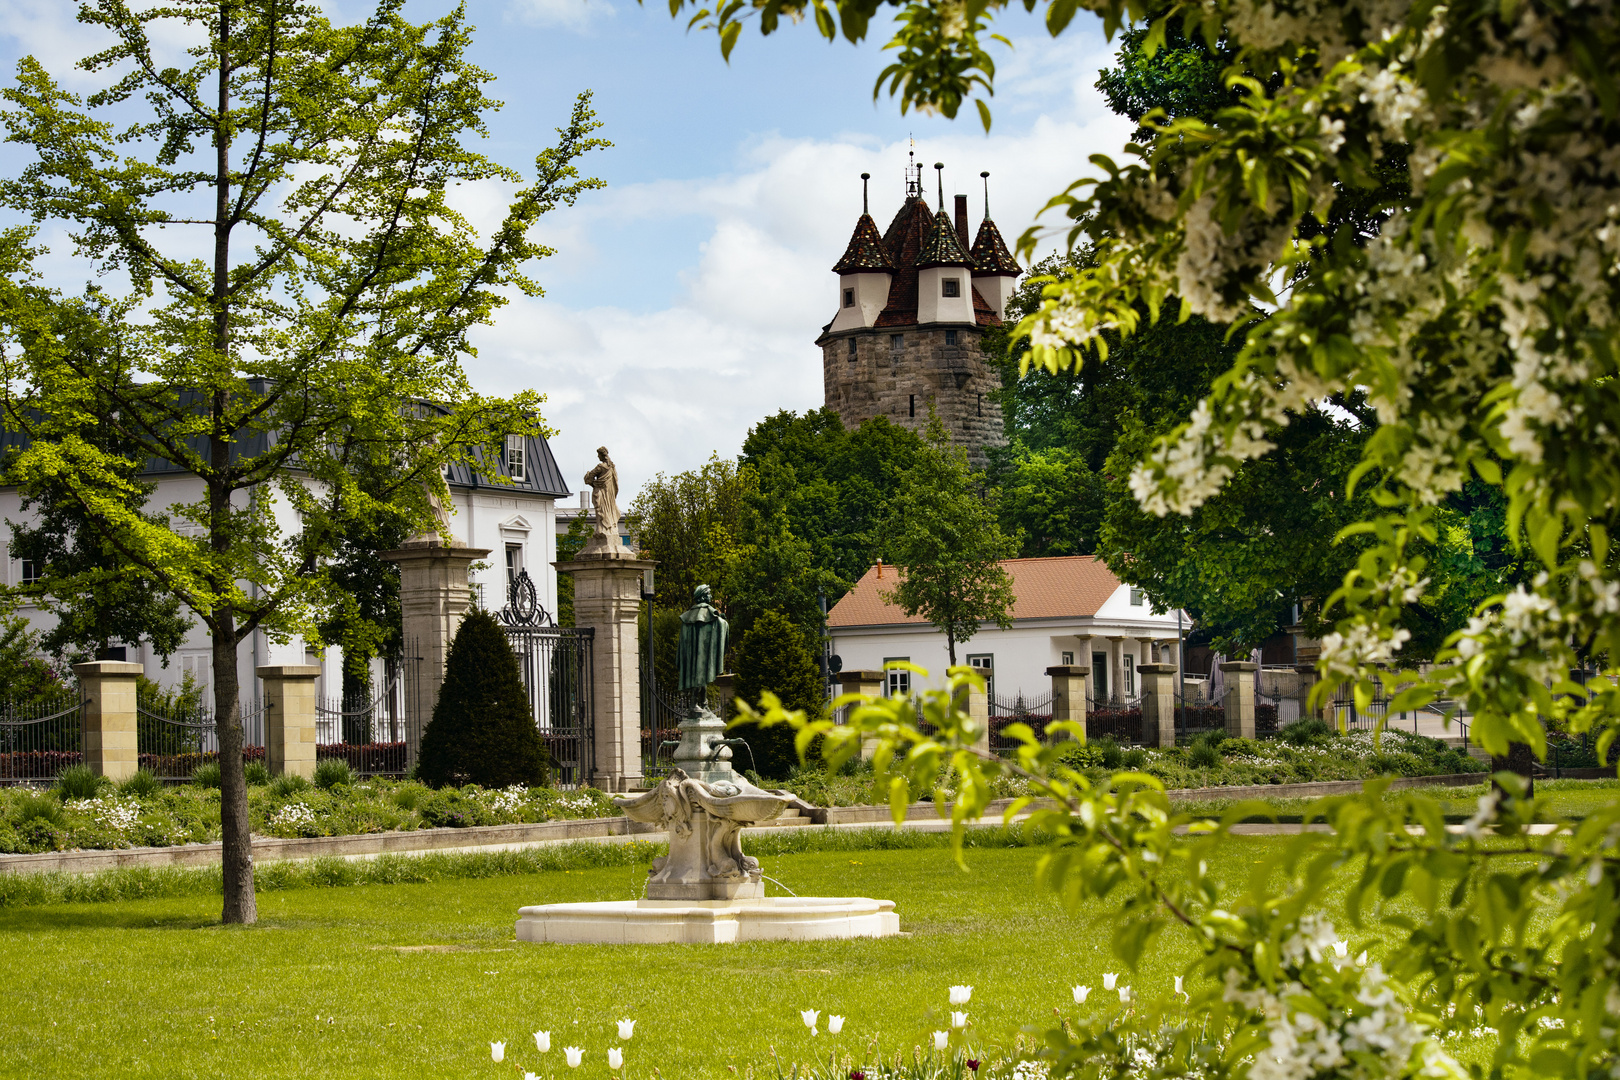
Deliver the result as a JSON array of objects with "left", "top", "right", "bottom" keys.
[
  {"left": 830, "top": 173, "right": 897, "bottom": 334},
  {"left": 914, "top": 163, "right": 976, "bottom": 325},
  {"left": 969, "top": 172, "right": 1022, "bottom": 319}
]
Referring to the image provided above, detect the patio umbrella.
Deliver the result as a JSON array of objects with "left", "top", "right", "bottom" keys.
[{"left": 1208, "top": 653, "right": 1225, "bottom": 705}]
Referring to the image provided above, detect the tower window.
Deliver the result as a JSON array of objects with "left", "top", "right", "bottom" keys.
[
  {"left": 945, "top": 329, "right": 958, "bottom": 346},
  {"left": 843, "top": 288, "right": 855, "bottom": 308},
  {"left": 909, "top": 394, "right": 916, "bottom": 418},
  {"left": 847, "top": 337, "right": 857, "bottom": 361},
  {"left": 889, "top": 334, "right": 903, "bottom": 351},
  {"left": 505, "top": 434, "right": 526, "bottom": 482},
  {"left": 942, "top": 278, "right": 960, "bottom": 298},
  {"left": 977, "top": 393, "right": 982, "bottom": 417}
]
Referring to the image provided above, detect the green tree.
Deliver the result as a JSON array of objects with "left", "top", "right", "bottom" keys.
[
  {"left": 882, "top": 416, "right": 1018, "bottom": 666},
  {"left": 627, "top": 454, "right": 758, "bottom": 617},
  {"left": 0, "top": 1, "right": 604, "bottom": 924},
  {"left": 415, "top": 608, "right": 547, "bottom": 789},
  {"left": 555, "top": 511, "right": 592, "bottom": 628},
  {"left": 0, "top": 615, "right": 69, "bottom": 707},
  {"left": 728, "top": 609, "right": 825, "bottom": 779},
  {"left": 6, "top": 366, "right": 191, "bottom": 663}
]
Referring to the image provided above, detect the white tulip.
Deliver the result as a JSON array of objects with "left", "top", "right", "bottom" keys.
[
  {"left": 801, "top": 1009, "right": 820, "bottom": 1034},
  {"left": 1333, "top": 940, "right": 1348, "bottom": 959},
  {"left": 608, "top": 1048, "right": 624, "bottom": 1070},
  {"left": 948, "top": 985, "right": 973, "bottom": 1005},
  {"left": 1073, "top": 985, "right": 1090, "bottom": 1004},
  {"left": 491, "top": 1041, "right": 506, "bottom": 1063},
  {"left": 932, "top": 1031, "right": 949, "bottom": 1051},
  {"left": 1102, "top": 973, "right": 1118, "bottom": 990},
  {"left": 951, "top": 1011, "right": 968, "bottom": 1029},
  {"left": 828, "top": 1015, "right": 845, "bottom": 1034},
  {"left": 1356, "top": 951, "right": 1368, "bottom": 967},
  {"left": 535, "top": 1031, "right": 551, "bottom": 1053},
  {"left": 617, "top": 1019, "right": 636, "bottom": 1040},
  {"left": 1118, "top": 986, "right": 1132, "bottom": 1004},
  {"left": 565, "top": 1047, "right": 584, "bottom": 1068},
  {"left": 526, "top": 1073, "right": 540, "bottom": 1080},
  {"left": 1174, "top": 976, "right": 1185, "bottom": 997}
]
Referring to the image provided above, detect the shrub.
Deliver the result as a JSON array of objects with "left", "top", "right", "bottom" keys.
[
  {"left": 390, "top": 783, "right": 430, "bottom": 812},
  {"left": 314, "top": 758, "right": 352, "bottom": 790},
  {"left": 13, "top": 818, "right": 65, "bottom": 853},
  {"left": 54, "top": 763, "right": 104, "bottom": 800},
  {"left": 14, "top": 793, "right": 67, "bottom": 828},
  {"left": 729, "top": 609, "right": 826, "bottom": 780},
  {"left": 117, "top": 769, "right": 161, "bottom": 798},
  {"left": 191, "top": 763, "right": 222, "bottom": 789},
  {"left": 1188, "top": 738, "right": 1221, "bottom": 769},
  {"left": 1280, "top": 718, "right": 1334, "bottom": 746},
  {"left": 1121, "top": 748, "right": 1148, "bottom": 769},
  {"left": 244, "top": 761, "right": 270, "bottom": 785},
  {"left": 268, "top": 774, "right": 309, "bottom": 797},
  {"left": 416, "top": 609, "right": 549, "bottom": 789}
]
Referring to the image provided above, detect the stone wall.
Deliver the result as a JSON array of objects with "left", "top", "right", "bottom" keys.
[{"left": 821, "top": 325, "right": 1007, "bottom": 467}]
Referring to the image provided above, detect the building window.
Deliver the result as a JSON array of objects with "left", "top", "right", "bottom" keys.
[
  {"left": 942, "top": 278, "right": 960, "bottom": 298},
  {"left": 884, "top": 659, "right": 910, "bottom": 696},
  {"left": 976, "top": 392, "right": 982, "bottom": 417},
  {"left": 20, "top": 559, "right": 40, "bottom": 585},
  {"left": 847, "top": 337, "right": 857, "bottom": 361},
  {"left": 506, "top": 434, "right": 526, "bottom": 482},
  {"left": 1092, "top": 652, "right": 1109, "bottom": 699},
  {"left": 945, "top": 329, "right": 957, "bottom": 346},
  {"left": 889, "top": 333, "right": 903, "bottom": 351},
  {"left": 1061, "top": 651, "right": 1074, "bottom": 666},
  {"left": 1124, "top": 655, "right": 1136, "bottom": 697},
  {"left": 966, "top": 653, "right": 994, "bottom": 697},
  {"left": 909, "top": 394, "right": 916, "bottom": 418},
  {"left": 505, "top": 543, "right": 523, "bottom": 587},
  {"left": 1129, "top": 587, "right": 1144, "bottom": 606},
  {"left": 843, "top": 287, "right": 855, "bottom": 308}
]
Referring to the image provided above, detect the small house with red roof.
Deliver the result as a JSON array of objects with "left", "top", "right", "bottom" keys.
[
  {"left": 817, "top": 156, "right": 1022, "bottom": 467},
  {"left": 826, "top": 555, "right": 1187, "bottom": 705}
]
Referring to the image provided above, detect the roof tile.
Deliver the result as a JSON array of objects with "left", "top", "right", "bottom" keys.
[
  {"left": 828, "top": 556, "right": 1127, "bottom": 628},
  {"left": 832, "top": 213, "right": 895, "bottom": 273}
]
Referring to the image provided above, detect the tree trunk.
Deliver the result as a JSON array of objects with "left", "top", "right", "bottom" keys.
[
  {"left": 1491, "top": 741, "right": 1536, "bottom": 801},
  {"left": 946, "top": 629, "right": 957, "bottom": 668},
  {"left": 214, "top": 613, "right": 257, "bottom": 924}
]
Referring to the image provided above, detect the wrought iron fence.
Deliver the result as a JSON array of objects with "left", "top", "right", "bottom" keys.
[
  {"left": 314, "top": 657, "right": 414, "bottom": 776},
  {"left": 498, "top": 570, "right": 595, "bottom": 788},
  {"left": 640, "top": 680, "right": 683, "bottom": 779},
  {"left": 135, "top": 695, "right": 268, "bottom": 780},
  {"left": 988, "top": 690, "right": 1053, "bottom": 750},
  {"left": 1329, "top": 679, "right": 1389, "bottom": 732},
  {"left": 0, "top": 695, "right": 85, "bottom": 784}
]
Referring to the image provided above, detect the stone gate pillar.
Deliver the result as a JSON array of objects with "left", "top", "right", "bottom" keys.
[
  {"left": 259, "top": 665, "right": 321, "bottom": 779},
  {"left": 383, "top": 539, "right": 490, "bottom": 772},
  {"left": 1138, "top": 662, "right": 1178, "bottom": 748},
  {"left": 1220, "top": 660, "right": 1258, "bottom": 738},
  {"left": 556, "top": 551, "right": 655, "bottom": 792},
  {"left": 74, "top": 661, "right": 143, "bottom": 782},
  {"left": 1046, "top": 664, "right": 1089, "bottom": 738}
]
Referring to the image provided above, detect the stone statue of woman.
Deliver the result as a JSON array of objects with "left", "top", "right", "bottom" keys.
[
  {"left": 677, "top": 584, "right": 728, "bottom": 697},
  {"left": 582, "top": 446, "right": 623, "bottom": 553}
]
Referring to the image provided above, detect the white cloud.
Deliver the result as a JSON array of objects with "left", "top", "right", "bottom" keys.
[{"left": 505, "top": 0, "right": 615, "bottom": 33}]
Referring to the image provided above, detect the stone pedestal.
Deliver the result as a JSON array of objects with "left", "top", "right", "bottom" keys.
[
  {"left": 1046, "top": 665, "right": 1089, "bottom": 737},
  {"left": 383, "top": 540, "right": 490, "bottom": 772},
  {"left": 1220, "top": 661, "right": 1258, "bottom": 739},
  {"left": 259, "top": 665, "right": 321, "bottom": 779},
  {"left": 1139, "top": 662, "right": 1178, "bottom": 748},
  {"left": 835, "top": 670, "right": 886, "bottom": 758},
  {"left": 555, "top": 552, "right": 656, "bottom": 792},
  {"left": 516, "top": 896, "right": 900, "bottom": 944},
  {"left": 668, "top": 706, "right": 739, "bottom": 786},
  {"left": 74, "top": 661, "right": 142, "bottom": 781}
]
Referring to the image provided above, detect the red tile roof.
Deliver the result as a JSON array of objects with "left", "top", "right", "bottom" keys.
[
  {"left": 918, "top": 208, "right": 974, "bottom": 268},
  {"left": 970, "top": 217, "right": 1021, "bottom": 276},
  {"left": 832, "top": 213, "right": 895, "bottom": 273},
  {"left": 828, "top": 556, "right": 1126, "bottom": 628}
]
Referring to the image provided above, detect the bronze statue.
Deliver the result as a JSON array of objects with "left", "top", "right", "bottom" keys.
[{"left": 677, "top": 584, "right": 728, "bottom": 694}]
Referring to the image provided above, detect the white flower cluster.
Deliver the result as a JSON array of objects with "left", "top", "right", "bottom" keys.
[
  {"left": 1130, "top": 398, "right": 1277, "bottom": 517},
  {"left": 269, "top": 802, "right": 316, "bottom": 833},
  {"left": 1008, "top": 1061, "right": 1049, "bottom": 1080},
  {"left": 550, "top": 791, "right": 602, "bottom": 815},
  {"left": 483, "top": 785, "right": 530, "bottom": 816},
  {"left": 1174, "top": 195, "right": 1295, "bottom": 323},
  {"left": 1317, "top": 624, "right": 1411, "bottom": 680},
  {"left": 68, "top": 796, "right": 141, "bottom": 834}
]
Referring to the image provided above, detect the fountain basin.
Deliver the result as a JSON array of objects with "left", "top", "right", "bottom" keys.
[{"left": 515, "top": 896, "right": 900, "bottom": 945}]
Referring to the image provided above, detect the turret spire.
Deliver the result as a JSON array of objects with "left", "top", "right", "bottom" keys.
[
  {"left": 934, "top": 162, "right": 945, "bottom": 210},
  {"left": 981, "top": 171, "right": 991, "bottom": 218},
  {"left": 861, "top": 172, "right": 870, "bottom": 215}
]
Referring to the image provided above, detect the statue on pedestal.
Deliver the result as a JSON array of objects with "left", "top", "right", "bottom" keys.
[
  {"left": 582, "top": 446, "right": 626, "bottom": 555},
  {"left": 615, "top": 768, "right": 793, "bottom": 899},
  {"left": 677, "top": 584, "right": 728, "bottom": 703}
]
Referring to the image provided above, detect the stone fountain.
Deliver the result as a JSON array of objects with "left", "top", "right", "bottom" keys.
[{"left": 515, "top": 584, "right": 899, "bottom": 945}]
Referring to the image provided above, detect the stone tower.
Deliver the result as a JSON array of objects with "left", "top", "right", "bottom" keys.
[{"left": 817, "top": 160, "right": 1021, "bottom": 466}]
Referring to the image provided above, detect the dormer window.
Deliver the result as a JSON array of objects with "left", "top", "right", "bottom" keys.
[
  {"left": 506, "top": 434, "right": 526, "bottom": 482},
  {"left": 843, "top": 288, "right": 855, "bottom": 308},
  {"left": 942, "top": 278, "right": 960, "bottom": 298}
]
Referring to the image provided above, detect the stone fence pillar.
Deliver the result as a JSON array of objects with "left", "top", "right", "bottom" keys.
[
  {"left": 835, "top": 670, "right": 886, "bottom": 759},
  {"left": 1046, "top": 665, "right": 1089, "bottom": 739},
  {"left": 713, "top": 673, "right": 737, "bottom": 719},
  {"left": 963, "top": 669, "right": 991, "bottom": 754},
  {"left": 384, "top": 540, "right": 490, "bottom": 773},
  {"left": 74, "top": 661, "right": 142, "bottom": 781},
  {"left": 556, "top": 551, "right": 655, "bottom": 793},
  {"left": 260, "top": 665, "right": 321, "bottom": 779},
  {"left": 1138, "top": 662, "right": 1177, "bottom": 748},
  {"left": 1294, "top": 665, "right": 1321, "bottom": 722},
  {"left": 1220, "top": 661, "right": 1258, "bottom": 738}
]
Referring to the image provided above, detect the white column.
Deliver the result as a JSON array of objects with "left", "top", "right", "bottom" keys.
[{"left": 1108, "top": 636, "right": 1124, "bottom": 705}]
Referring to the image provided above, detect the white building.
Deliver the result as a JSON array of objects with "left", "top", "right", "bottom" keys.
[
  {"left": 826, "top": 556, "right": 1188, "bottom": 702},
  {"left": 1, "top": 430, "right": 571, "bottom": 730}
]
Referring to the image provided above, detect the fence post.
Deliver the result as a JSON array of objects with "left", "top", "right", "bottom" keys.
[
  {"left": 834, "top": 670, "right": 886, "bottom": 759},
  {"left": 555, "top": 552, "right": 656, "bottom": 793},
  {"left": 383, "top": 540, "right": 491, "bottom": 773},
  {"left": 713, "top": 673, "right": 737, "bottom": 719},
  {"left": 964, "top": 669, "right": 991, "bottom": 754},
  {"left": 1046, "top": 664, "right": 1089, "bottom": 739},
  {"left": 1220, "top": 661, "right": 1258, "bottom": 738},
  {"left": 1138, "top": 662, "right": 1177, "bottom": 748},
  {"left": 74, "top": 661, "right": 143, "bottom": 782},
  {"left": 1293, "top": 665, "right": 1321, "bottom": 722},
  {"left": 260, "top": 665, "right": 321, "bottom": 779}
]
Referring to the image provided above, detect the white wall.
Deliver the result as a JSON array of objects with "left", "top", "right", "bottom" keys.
[
  {"left": 451, "top": 489, "right": 560, "bottom": 622},
  {"left": 829, "top": 272, "right": 893, "bottom": 333},
  {"left": 916, "top": 266, "right": 977, "bottom": 325}
]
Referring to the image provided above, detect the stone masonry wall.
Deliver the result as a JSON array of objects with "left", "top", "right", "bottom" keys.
[{"left": 822, "top": 325, "right": 1007, "bottom": 467}]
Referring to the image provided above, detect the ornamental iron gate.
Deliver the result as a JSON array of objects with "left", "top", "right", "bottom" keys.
[
  {"left": 0, "top": 695, "right": 85, "bottom": 783},
  {"left": 498, "top": 570, "right": 595, "bottom": 788}
]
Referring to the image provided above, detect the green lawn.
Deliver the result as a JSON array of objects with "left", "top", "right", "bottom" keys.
[{"left": 1, "top": 844, "right": 1227, "bottom": 1080}]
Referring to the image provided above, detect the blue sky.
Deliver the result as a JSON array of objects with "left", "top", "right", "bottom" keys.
[{"left": 0, "top": 0, "right": 1135, "bottom": 499}]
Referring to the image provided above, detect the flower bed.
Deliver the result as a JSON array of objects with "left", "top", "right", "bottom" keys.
[{"left": 0, "top": 777, "right": 621, "bottom": 855}]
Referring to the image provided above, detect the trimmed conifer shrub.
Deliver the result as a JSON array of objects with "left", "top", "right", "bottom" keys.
[
  {"left": 730, "top": 609, "right": 826, "bottom": 780},
  {"left": 416, "top": 609, "right": 549, "bottom": 789}
]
